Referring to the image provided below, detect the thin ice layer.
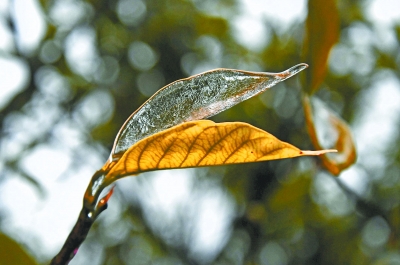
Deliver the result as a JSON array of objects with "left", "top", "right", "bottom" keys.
[{"left": 112, "top": 64, "right": 307, "bottom": 156}]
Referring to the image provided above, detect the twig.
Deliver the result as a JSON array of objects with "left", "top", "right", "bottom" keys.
[
  {"left": 49, "top": 206, "right": 95, "bottom": 265},
  {"left": 50, "top": 169, "right": 112, "bottom": 265}
]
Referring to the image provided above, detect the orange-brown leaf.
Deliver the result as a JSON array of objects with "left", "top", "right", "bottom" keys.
[
  {"left": 303, "top": 0, "right": 339, "bottom": 93},
  {"left": 105, "top": 120, "right": 336, "bottom": 183},
  {"left": 303, "top": 95, "right": 356, "bottom": 175}
]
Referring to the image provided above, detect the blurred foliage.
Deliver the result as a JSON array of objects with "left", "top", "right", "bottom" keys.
[
  {"left": 303, "top": 0, "right": 339, "bottom": 94},
  {"left": 303, "top": 95, "right": 357, "bottom": 175},
  {"left": 1, "top": 0, "right": 400, "bottom": 264},
  {"left": 0, "top": 233, "right": 38, "bottom": 265}
]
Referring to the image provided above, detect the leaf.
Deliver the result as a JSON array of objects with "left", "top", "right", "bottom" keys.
[
  {"left": 195, "top": 14, "right": 228, "bottom": 36},
  {"left": 111, "top": 64, "right": 308, "bottom": 157},
  {"left": 303, "top": 95, "right": 356, "bottom": 175},
  {"left": 303, "top": 0, "right": 339, "bottom": 93},
  {"left": 0, "top": 233, "right": 38, "bottom": 265},
  {"left": 104, "top": 120, "right": 336, "bottom": 183}
]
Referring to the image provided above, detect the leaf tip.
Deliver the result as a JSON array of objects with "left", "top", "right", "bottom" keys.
[
  {"left": 300, "top": 149, "right": 337, "bottom": 156},
  {"left": 291, "top": 63, "right": 309, "bottom": 73},
  {"left": 278, "top": 63, "right": 309, "bottom": 81}
]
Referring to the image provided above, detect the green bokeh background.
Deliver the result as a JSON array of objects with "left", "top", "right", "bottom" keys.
[{"left": 1, "top": 0, "right": 400, "bottom": 264}]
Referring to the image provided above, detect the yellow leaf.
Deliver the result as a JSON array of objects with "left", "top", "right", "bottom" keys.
[
  {"left": 303, "top": 0, "right": 339, "bottom": 93},
  {"left": 105, "top": 120, "right": 336, "bottom": 183},
  {"left": 303, "top": 95, "right": 356, "bottom": 175}
]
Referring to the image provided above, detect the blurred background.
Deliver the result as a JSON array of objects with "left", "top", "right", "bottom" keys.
[{"left": 0, "top": 0, "right": 400, "bottom": 264}]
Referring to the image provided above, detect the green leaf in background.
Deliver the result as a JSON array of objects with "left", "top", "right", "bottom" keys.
[
  {"left": 0, "top": 233, "right": 37, "bottom": 265},
  {"left": 195, "top": 14, "right": 229, "bottom": 37},
  {"left": 303, "top": 0, "right": 340, "bottom": 94}
]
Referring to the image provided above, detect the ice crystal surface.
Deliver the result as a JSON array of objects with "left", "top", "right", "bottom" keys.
[{"left": 112, "top": 64, "right": 307, "bottom": 156}]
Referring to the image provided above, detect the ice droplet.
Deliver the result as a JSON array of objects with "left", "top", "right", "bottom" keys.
[
  {"left": 278, "top": 63, "right": 308, "bottom": 81},
  {"left": 111, "top": 64, "right": 308, "bottom": 156}
]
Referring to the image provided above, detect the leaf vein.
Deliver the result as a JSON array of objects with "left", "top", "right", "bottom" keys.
[
  {"left": 178, "top": 127, "right": 203, "bottom": 167},
  {"left": 222, "top": 136, "right": 266, "bottom": 163},
  {"left": 196, "top": 125, "right": 246, "bottom": 166}
]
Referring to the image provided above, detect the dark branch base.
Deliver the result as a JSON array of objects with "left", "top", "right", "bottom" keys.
[{"left": 49, "top": 207, "right": 94, "bottom": 265}]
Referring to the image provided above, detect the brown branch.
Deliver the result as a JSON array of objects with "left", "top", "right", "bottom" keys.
[
  {"left": 49, "top": 207, "right": 94, "bottom": 265},
  {"left": 50, "top": 169, "right": 110, "bottom": 265}
]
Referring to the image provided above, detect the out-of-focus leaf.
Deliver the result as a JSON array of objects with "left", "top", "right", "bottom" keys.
[
  {"left": 104, "top": 120, "right": 336, "bottom": 183},
  {"left": 111, "top": 64, "right": 308, "bottom": 157},
  {"left": 303, "top": 95, "right": 356, "bottom": 175},
  {"left": 0, "top": 233, "right": 37, "bottom": 265},
  {"left": 303, "top": 0, "right": 339, "bottom": 93},
  {"left": 195, "top": 14, "right": 228, "bottom": 36},
  {"left": 266, "top": 175, "right": 315, "bottom": 229}
]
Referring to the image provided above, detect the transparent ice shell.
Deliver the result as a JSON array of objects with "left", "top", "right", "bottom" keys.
[{"left": 111, "top": 64, "right": 308, "bottom": 157}]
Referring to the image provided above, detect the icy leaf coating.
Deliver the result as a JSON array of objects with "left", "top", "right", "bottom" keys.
[{"left": 111, "top": 64, "right": 308, "bottom": 157}]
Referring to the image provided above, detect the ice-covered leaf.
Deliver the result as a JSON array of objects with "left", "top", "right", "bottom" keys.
[
  {"left": 303, "top": 95, "right": 356, "bottom": 175},
  {"left": 111, "top": 64, "right": 308, "bottom": 157},
  {"left": 303, "top": 0, "right": 339, "bottom": 93},
  {"left": 104, "top": 120, "right": 336, "bottom": 183}
]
